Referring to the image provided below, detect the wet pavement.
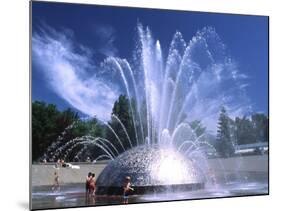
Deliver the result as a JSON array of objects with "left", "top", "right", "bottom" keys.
[{"left": 31, "top": 173, "right": 268, "bottom": 210}]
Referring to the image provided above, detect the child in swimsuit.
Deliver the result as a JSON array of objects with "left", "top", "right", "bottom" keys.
[{"left": 123, "top": 176, "right": 134, "bottom": 204}]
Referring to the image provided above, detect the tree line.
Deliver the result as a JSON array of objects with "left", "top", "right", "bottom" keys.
[
  {"left": 32, "top": 95, "right": 135, "bottom": 162},
  {"left": 216, "top": 107, "right": 268, "bottom": 157},
  {"left": 32, "top": 98, "right": 268, "bottom": 162}
]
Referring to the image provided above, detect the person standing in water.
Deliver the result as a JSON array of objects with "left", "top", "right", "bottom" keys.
[
  {"left": 89, "top": 173, "right": 96, "bottom": 196},
  {"left": 85, "top": 172, "right": 92, "bottom": 196},
  {"left": 85, "top": 172, "right": 93, "bottom": 204},
  {"left": 52, "top": 171, "right": 60, "bottom": 191},
  {"left": 123, "top": 176, "right": 134, "bottom": 204}
]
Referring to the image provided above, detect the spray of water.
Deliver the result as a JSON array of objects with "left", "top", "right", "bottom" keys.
[{"left": 39, "top": 23, "right": 251, "bottom": 186}]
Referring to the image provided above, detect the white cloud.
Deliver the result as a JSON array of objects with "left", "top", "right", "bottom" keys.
[{"left": 32, "top": 26, "right": 119, "bottom": 120}]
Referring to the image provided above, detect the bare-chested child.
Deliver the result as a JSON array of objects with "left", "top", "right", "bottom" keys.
[
  {"left": 89, "top": 173, "right": 96, "bottom": 196},
  {"left": 85, "top": 172, "right": 92, "bottom": 197}
]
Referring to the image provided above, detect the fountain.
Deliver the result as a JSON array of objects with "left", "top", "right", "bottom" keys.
[
  {"left": 92, "top": 24, "right": 251, "bottom": 194},
  {"left": 38, "top": 23, "right": 254, "bottom": 196},
  {"left": 96, "top": 145, "right": 204, "bottom": 195}
]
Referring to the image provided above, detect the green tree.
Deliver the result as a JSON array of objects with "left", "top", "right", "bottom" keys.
[
  {"left": 53, "top": 117, "right": 106, "bottom": 162},
  {"left": 235, "top": 116, "right": 255, "bottom": 145},
  {"left": 216, "top": 107, "right": 235, "bottom": 157},
  {"left": 251, "top": 113, "right": 268, "bottom": 143},
  {"left": 106, "top": 95, "right": 136, "bottom": 152},
  {"left": 55, "top": 108, "right": 79, "bottom": 133},
  {"left": 189, "top": 120, "right": 206, "bottom": 137},
  {"left": 32, "top": 101, "right": 80, "bottom": 162}
]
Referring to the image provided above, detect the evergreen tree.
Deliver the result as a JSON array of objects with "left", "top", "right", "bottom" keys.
[
  {"left": 216, "top": 107, "right": 235, "bottom": 157},
  {"left": 251, "top": 113, "right": 269, "bottom": 143},
  {"left": 235, "top": 116, "right": 255, "bottom": 145}
]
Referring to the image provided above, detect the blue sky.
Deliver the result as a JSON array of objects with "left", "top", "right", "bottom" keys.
[{"left": 32, "top": 1, "right": 268, "bottom": 120}]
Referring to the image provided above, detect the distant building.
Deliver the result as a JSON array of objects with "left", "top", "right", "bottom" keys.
[{"left": 235, "top": 142, "right": 268, "bottom": 155}]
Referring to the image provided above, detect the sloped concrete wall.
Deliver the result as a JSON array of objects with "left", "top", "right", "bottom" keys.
[
  {"left": 31, "top": 155, "right": 268, "bottom": 187},
  {"left": 208, "top": 155, "right": 268, "bottom": 172},
  {"left": 32, "top": 162, "right": 107, "bottom": 186}
]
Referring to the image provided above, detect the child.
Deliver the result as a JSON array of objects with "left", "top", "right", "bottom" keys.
[
  {"left": 85, "top": 172, "right": 92, "bottom": 196},
  {"left": 52, "top": 171, "right": 60, "bottom": 191},
  {"left": 89, "top": 173, "right": 96, "bottom": 196},
  {"left": 123, "top": 176, "right": 134, "bottom": 204}
]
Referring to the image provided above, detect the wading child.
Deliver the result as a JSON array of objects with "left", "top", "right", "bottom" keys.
[{"left": 123, "top": 176, "right": 134, "bottom": 204}]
